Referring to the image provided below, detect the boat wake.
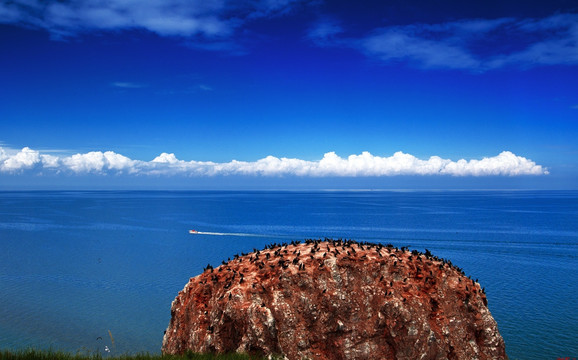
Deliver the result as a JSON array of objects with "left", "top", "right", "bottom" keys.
[{"left": 189, "top": 230, "right": 292, "bottom": 238}]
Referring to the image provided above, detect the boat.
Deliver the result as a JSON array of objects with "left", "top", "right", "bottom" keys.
[{"left": 189, "top": 229, "right": 199, "bottom": 234}]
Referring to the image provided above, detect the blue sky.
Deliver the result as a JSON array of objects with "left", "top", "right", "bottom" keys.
[{"left": 1, "top": 0, "right": 577, "bottom": 189}]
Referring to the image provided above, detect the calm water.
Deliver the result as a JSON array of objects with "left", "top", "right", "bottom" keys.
[{"left": 0, "top": 190, "right": 576, "bottom": 359}]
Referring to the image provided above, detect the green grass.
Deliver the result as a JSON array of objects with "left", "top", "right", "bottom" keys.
[{"left": 0, "top": 349, "right": 267, "bottom": 360}]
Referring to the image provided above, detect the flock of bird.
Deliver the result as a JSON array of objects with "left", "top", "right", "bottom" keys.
[{"left": 197, "top": 238, "right": 485, "bottom": 297}]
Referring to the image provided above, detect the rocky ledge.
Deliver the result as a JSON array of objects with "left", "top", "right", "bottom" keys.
[{"left": 162, "top": 239, "right": 507, "bottom": 360}]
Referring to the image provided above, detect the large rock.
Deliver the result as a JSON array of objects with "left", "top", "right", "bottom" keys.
[{"left": 162, "top": 239, "right": 507, "bottom": 359}]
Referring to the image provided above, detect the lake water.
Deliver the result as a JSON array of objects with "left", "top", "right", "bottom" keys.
[{"left": 0, "top": 190, "right": 576, "bottom": 359}]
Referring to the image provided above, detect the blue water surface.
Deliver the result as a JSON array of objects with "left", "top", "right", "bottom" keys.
[{"left": 0, "top": 190, "right": 576, "bottom": 359}]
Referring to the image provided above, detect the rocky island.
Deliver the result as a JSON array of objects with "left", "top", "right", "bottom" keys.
[{"left": 162, "top": 239, "right": 507, "bottom": 359}]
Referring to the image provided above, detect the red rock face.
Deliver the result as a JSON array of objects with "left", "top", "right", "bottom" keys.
[{"left": 162, "top": 240, "right": 507, "bottom": 360}]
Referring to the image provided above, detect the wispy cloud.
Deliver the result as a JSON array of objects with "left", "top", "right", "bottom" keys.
[
  {"left": 0, "top": 147, "right": 548, "bottom": 177},
  {"left": 360, "top": 26, "right": 481, "bottom": 70},
  {"left": 0, "top": 0, "right": 230, "bottom": 38},
  {"left": 0, "top": 0, "right": 303, "bottom": 41},
  {"left": 111, "top": 82, "right": 147, "bottom": 89},
  {"left": 307, "top": 17, "right": 344, "bottom": 46},
  {"left": 310, "top": 13, "right": 578, "bottom": 71},
  {"left": 198, "top": 84, "right": 214, "bottom": 91}
]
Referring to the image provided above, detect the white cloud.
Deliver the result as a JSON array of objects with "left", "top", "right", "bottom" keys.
[
  {"left": 438, "top": 151, "right": 548, "bottom": 176},
  {"left": 61, "top": 151, "right": 137, "bottom": 173},
  {"left": 0, "top": 147, "right": 548, "bottom": 177},
  {"left": 152, "top": 153, "right": 180, "bottom": 164},
  {"left": 1, "top": 147, "right": 41, "bottom": 172}
]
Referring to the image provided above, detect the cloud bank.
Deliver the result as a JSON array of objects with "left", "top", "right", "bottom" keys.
[{"left": 0, "top": 147, "right": 548, "bottom": 177}]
